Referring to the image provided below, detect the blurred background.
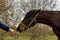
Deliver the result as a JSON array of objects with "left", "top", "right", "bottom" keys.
[{"left": 0, "top": 0, "right": 58, "bottom": 40}]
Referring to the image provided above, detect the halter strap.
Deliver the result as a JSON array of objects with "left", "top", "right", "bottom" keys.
[
  {"left": 20, "top": 10, "right": 41, "bottom": 29},
  {"left": 28, "top": 12, "right": 38, "bottom": 27},
  {"left": 27, "top": 10, "right": 40, "bottom": 28}
]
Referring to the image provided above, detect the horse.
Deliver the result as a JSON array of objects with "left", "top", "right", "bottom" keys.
[{"left": 17, "top": 9, "right": 60, "bottom": 40}]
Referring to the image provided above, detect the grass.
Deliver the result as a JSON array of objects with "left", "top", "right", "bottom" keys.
[
  {"left": 0, "top": 26, "right": 58, "bottom": 40},
  {"left": 0, "top": 31, "right": 58, "bottom": 40},
  {"left": 3, "top": 36, "right": 57, "bottom": 40},
  {"left": 39, "top": 36, "right": 58, "bottom": 40},
  {"left": 2, "top": 32, "right": 31, "bottom": 40}
]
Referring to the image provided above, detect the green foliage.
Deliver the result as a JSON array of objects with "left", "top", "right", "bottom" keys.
[
  {"left": 0, "top": 12, "right": 2, "bottom": 15},
  {"left": 0, "top": 0, "right": 5, "bottom": 8},
  {"left": 0, "top": 26, "right": 58, "bottom": 40},
  {"left": 0, "top": 31, "right": 58, "bottom": 40}
]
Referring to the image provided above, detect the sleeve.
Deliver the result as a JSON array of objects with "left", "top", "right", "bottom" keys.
[{"left": 0, "top": 21, "right": 9, "bottom": 31}]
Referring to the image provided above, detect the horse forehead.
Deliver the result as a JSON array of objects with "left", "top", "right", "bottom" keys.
[{"left": 26, "top": 11, "right": 36, "bottom": 18}]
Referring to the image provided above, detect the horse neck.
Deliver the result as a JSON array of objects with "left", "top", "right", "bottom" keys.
[{"left": 37, "top": 12, "right": 53, "bottom": 27}]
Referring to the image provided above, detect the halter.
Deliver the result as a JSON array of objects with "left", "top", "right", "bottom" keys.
[
  {"left": 27, "top": 11, "right": 39, "bottom": 27},
  {"left": 23, "top": 10, "right": 40, "bottom": 28}
]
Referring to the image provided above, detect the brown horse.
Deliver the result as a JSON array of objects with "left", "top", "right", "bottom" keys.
[{"left": 17, "top": 9, "right": 60, "bottom": 40}]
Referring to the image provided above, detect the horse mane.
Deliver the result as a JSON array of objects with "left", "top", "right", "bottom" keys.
[{"left": 26, "top": 10, "right": 60, "bottom": 18}]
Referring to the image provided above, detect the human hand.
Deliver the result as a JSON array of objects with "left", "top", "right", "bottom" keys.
[
  {"left": 10, "top": 30, "right": 17, "bottom": 35},
  {"left": 9, "top": 28, "right": 17, "bottom": 35}
]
